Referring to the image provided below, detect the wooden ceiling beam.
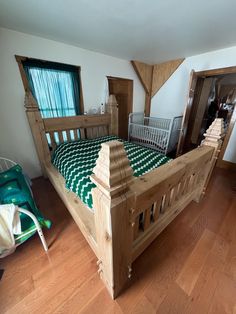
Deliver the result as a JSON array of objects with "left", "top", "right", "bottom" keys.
[
  {"left": 131, "top": 58, "right": 185, "bottom": 116},
  {"left": 131, "top": 60, "right": 153, "bottom": 94},
  {"left": 151, "top": 58, "right": 185, "bottom": 97}
]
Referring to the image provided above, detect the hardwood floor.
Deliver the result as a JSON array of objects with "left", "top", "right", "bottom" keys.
[{"left": 0, "top": 168, "right": 236, "bottom": 313}]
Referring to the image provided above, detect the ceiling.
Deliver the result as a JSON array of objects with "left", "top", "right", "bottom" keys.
[{"left": 1, "top": 0, "right": 236, "bottom": 64}]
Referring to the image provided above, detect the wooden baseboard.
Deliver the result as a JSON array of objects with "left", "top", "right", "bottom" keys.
[{"left": 216, "top": 160, "right": 236, "bottom": 171}]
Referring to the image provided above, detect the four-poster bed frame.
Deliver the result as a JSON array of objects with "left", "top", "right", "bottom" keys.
[{"left": 24, "top": 91, "right": 223, "bottom": 299}]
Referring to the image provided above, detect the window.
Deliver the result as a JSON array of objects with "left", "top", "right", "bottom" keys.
[{"left": 16, "top": 56, "right": 83, "bottom": 118}]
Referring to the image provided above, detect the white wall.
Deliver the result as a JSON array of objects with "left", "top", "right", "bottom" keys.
[
  {"left": 0, "top": 28, "right": 145, "bottom": 178},
  {"left": 150, "top": 46, "right": 236, "bottom": 163}
]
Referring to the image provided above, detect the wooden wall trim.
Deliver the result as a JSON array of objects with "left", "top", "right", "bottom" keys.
[
  {"left": 196, "top": 65, "right": 236, "bottom": 77},
  {"left": 217, "top": 160, "right": 236, "bottom": 171},
  {"left": 131, "top": 58, "right": 185, "bottom": 116},
  {"left": 131, "top": 60, "right": 153, "bottom": 93},
  {"left": 151, "top": 58, "right": 185, "bottom": 97},
  {"left": 15, "top": 55, "right": 31, "bottom": 92}
]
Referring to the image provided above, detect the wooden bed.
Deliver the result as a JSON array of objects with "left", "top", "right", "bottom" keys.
[{"left": 24, "top": 92, "right": 224, "bottom": 299}]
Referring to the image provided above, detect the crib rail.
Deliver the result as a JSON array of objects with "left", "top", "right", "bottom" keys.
[
  {"left": 128, "top": 113, "right": 183, "bottom": 155},
  {"left": 144, "top": 116, "right": 171, "bottom": 130},
  {"left": 129, "top": 112, "right": 144, "bottom": 124},
  {"left": 129, "top": 123, "right": 170, "bottom": 154}
]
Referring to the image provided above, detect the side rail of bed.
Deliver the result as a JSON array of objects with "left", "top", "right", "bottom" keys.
[{"left": 91, "top": 118, "right": 224, "bottom": 299}]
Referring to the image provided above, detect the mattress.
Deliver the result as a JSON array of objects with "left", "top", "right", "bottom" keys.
[{"left": 52, "top": 136, "right": 170, "bottom": 210}]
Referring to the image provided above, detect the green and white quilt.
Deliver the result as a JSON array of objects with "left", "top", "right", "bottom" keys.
[{"left": 52, "top": 136, "right": 170, "bottom": 210}]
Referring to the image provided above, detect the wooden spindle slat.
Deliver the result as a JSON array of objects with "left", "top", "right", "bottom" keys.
[
  {"left": 192, "top": 173, "right": 199, "bottom": 188},
  {"left": 178, "top": 179, "right": 187, "bottom": 196},
  {"left": 80, "top": 128, "right": 85, "bottom": 139},
  {"left": 98, "top": 126, "right": 101, "bottom": 137},
  {"left": 134, "top": 215, "right": 140, "bottom": 240},
  {"left": 188, "top": 174, "right": 196, "bottom": 191},
  {"left": 171, "top": 185, "right": 179, "bottom": 204},
  {"left": 163, "top": 190, "right": 171, "bottom": 212},
  {"left": 100, "top": 126, "right": 105, "bottom": 137},
  {"left": 92, "top": 128, "right": 96, "bottom": 138},
  {"left": 101, "top": 126, "right": 104, "bottom": 136},
  {"left": 94, "top": 127, "right": 99, "bottom": 138},
  {"left": 86, "top": 128, "right": 92, "bottom": 139},
  {"left": 160, "top": 195, "right": 166, "bottom": 213},
  {"left": 144, "top": 207, "right": 152, "bottom": 231},
  {"left": 153, "top": 200, "right": 161, "bottom": 221},
  {"left": 49, "top": 132, "right": 56, "bottom": 151},
  {"left": 66, "top": 130, "right": 71, "bottom": 142},
  {"left": 73, "top": 129, "right": 79, "bottom": 140},
  {"left": 183, "top": 176, "right": 191, "bottom": 194},
  {"left": 58, "top": 131, "right": 63, "bottom": 144},
  {"left": 168, "top": 188, "right": 175, "bottom": 207}
]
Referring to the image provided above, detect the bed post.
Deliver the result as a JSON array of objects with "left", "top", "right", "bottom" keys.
[
  {"left": 24, "top": 92, "right": 50, "bottom": 177},
  {"left": 106, "top": 94, "right": 118, "bottom": 136},
  {"left": 91, "top": 140, "right": 134, "bottom": 299},
  {"left": 196, "top": 118, "right": 224, "bottom": 201}
]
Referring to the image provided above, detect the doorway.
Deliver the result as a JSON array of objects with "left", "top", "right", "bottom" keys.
[
  {"left": 107, "top": 76, "right": 133, "bottom": 140},
  {"left": 177, "top": 67, "right": 236, "bottom": 167}
]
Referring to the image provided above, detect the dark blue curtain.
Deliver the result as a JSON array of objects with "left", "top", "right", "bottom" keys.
[{"left": 23, "top": 61, "right": 80, "bottom": 118}]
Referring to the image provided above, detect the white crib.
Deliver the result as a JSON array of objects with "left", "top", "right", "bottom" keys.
[{"left": 128, "top": 113, "right": 183, "bottom": 155}]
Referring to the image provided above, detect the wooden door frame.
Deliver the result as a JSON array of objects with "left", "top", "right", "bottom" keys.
[
  {"left": 178, "top": 66, "right": 236, "bottom": 167},
  {"left": 107, "top": 76, "right": 133, "bottom": 115},
  {"left": 176, "top": 70, "right": 198, "bottom": 156}
]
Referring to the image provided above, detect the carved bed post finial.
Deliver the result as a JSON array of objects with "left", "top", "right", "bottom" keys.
[
  {"left": 106, "top": 94, "right": 118, "bottom": 136},
  {"left": 91, "top": 140, "right": 134, "bottom": 299},
  {"left": 201, "top": 118, "right": 224, "bottom": 151},
  {"left": 24, "top": 92, "right": 50, "bottom": 176},
  {"left": 197, "top": 118, "right": 225, "bottom": 199}
]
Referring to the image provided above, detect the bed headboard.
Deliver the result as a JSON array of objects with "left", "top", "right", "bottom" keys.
[{"left": 24, "top": 92, "right": 118, "bottom": 176}]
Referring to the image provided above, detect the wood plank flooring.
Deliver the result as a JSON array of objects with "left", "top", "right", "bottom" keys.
[{"left": 0, "top": 168, "right": 236, "bottom": 313}]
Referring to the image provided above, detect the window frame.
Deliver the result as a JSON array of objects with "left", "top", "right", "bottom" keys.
[{"left": 15, "top": 55, "right": 84, "bottom": 115}]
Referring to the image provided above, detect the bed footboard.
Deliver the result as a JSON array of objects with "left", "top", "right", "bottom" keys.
[{"left": 91, "top": 118, "right": 223, "bottom": 299}]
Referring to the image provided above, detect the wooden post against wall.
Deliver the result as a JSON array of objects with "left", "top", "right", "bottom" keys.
[
  {"left": 106, "top": 94, "right": 119, "bottom": 136},
  {"left": 24, "top": 92, "right": 50, "bottom": 177},
  {"left": 197, "top": 118, "right": 224, "bottom": 200},
  {"left": 131, "top": 60, "right": 153, "bottom": 116},
  {"left": 91, "top": 140, "right": 134, "bottom": 299}
]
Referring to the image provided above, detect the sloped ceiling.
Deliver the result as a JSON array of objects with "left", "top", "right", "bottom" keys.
[{"left": 1, "top": 0, "right": 236, "bottom": 63}]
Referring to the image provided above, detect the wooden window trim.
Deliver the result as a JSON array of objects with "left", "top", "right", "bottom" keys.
[{"left": 15, "top": 55, "right": 84, "bottom": 114}]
